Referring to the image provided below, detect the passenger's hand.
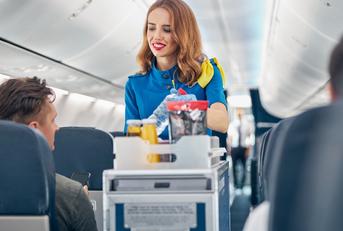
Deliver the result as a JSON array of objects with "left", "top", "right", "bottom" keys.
[{"left": 83, "top": 185, "right": 90, "bottom": 197}]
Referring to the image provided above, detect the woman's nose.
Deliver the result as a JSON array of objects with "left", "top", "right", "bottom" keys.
[{"left": 154, "top": 28, "right": 163, "bottom": 40}]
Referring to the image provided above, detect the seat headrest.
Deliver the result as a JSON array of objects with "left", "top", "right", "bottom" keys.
[
  {"left": 0, "top": 120, "right": 56, "bottom": 229},
  {"left": 54, "top": 127, "right": 113, "bottom": 190}
]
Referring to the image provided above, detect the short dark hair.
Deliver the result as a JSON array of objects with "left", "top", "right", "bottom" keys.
[
  {"left": 329, "top": 37, "right": 343, "bottom": 97},
  {"left": 0, "top": 76, "right": 55, "bottom": 124}
]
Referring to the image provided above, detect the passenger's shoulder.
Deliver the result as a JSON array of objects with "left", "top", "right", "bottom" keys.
[{"left": 56, "top": 173, "right": 83, "bottom": 200}]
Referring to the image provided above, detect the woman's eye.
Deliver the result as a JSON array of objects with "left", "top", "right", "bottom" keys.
[{"left": 148, "top": 27, "right": 155, "bottom": 31}]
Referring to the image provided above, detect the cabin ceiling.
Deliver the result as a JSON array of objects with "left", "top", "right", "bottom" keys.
[
  {"left": 0, "top": 0, "right": 264, "bottom": 105},
  {"left": 259, "top": 0, "right": 342, "bottom": 117},
  {"left": 1, "top": 0, "right": 339, "bottom": 118}
]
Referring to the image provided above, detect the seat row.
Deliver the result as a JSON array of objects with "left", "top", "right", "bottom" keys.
[
  {"left": 0, "top": 121, "right": 117, "bottom": 231},
  {"left": 253, "top": 100, "right": 343, "bottom": 230}
]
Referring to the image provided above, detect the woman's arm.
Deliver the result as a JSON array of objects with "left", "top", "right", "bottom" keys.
[{"left": 207, "top": 102, "right": 229, "bottom": 133}]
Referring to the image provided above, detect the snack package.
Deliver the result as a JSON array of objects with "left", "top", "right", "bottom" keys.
[{"left": 167, "top": 100, "right": 208, "bottom": 142}]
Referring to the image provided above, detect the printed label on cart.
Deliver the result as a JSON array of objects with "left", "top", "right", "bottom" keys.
[{"left": 124, "top": 203, "right": 196, "bottom": 229}]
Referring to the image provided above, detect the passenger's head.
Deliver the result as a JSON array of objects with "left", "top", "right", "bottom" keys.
[
  {"left": 0, "top": 77, "right": 58, "bottom": 150},
  {"left": 137, "top": 0, "right": 203, "bottom": 85},
  {"left": 329, "top": 37, "right": 343, "bottom": 100}
]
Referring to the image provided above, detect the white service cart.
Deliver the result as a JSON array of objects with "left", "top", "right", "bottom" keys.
[{"left": 103, "top": 135, "right": 230, "bottom": 231}]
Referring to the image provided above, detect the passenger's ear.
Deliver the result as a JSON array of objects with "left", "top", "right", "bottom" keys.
[{"left": 28, "top": 121, "right": 39, "bottom": 129}]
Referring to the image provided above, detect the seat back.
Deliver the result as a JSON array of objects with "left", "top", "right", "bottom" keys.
[
  {"left": 269, "top": 101, "right": 343, "bottom": 231},
  {"left": 253, "top": 129, "right": 272, "bottom": 204},
  {"left": 109, "top": 131, "right": 126, "bottom": 137},
  {"left": 53, "top": 126, "right": 114, "bottom": 231},
  {"left": 262, "top": 117, "right": 294, "bottom": 199},
  {"left": 0, "top": 120, "right": 57, "bottom": 231},
  {"left": 249, "top": 88, "right": 281, "bottom": 206}
]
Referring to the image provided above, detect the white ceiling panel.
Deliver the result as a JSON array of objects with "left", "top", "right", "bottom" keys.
[
  {"left": 284, "top": 0, "right": 343, "bottom": 39},
  {"left": 272, "top": 0, "right": 338, "bottom": 71},
  {"left": 0, "top": 40, "right": 123, "bottom": 103},
  {"left": 260, "top": 0, "right": 342, "bottom": 117},
  {"left": 0, "top": 0, "right": 82, "bottom": 37},
  {"left": 65, "top": 5, "right": 146, "bottom": 80},
  {"left": 260, "top": 39, "right": 330, "bottom": 117},
  {"left": 0, "top": 0, "right": 143, "bottom": 60}
]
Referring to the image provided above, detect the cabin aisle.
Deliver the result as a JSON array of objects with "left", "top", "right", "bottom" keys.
[{"left": 230, "top": 191, "right": 251, "bottom": 231}]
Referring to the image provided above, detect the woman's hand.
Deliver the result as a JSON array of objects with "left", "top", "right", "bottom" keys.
[{"left": 207, "top": 102, "right": 229, "bottom": 133}]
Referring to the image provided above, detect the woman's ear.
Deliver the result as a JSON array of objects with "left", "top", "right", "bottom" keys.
[{"left": 28, "top": 121, "right": 39, "bottom": 129}]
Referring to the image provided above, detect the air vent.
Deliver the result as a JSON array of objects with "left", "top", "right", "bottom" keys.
[{"left": 68, "top": 0, "right": 93, "bottom": 20}]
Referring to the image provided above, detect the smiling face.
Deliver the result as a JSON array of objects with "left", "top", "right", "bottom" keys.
[{"left": 147, "top": 7, "right": 178, "bottom": 67}]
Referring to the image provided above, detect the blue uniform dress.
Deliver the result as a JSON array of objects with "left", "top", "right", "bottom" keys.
[{"left": 124, "top": 59, "right": 227, "bottom": 140}]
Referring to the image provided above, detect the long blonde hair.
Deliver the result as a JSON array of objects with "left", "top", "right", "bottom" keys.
[{"left": 136, "top": 0, "right": 203, "bottom": 85}]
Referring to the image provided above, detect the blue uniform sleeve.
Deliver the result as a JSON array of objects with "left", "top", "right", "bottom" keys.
[
  {"left": 124, "top": 79, "right": 140, "bottom": 133},
  {"left": 205, "top": 60, "right": 227, "bottom": 108}
]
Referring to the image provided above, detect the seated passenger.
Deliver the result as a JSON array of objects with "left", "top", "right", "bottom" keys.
[
  {"left": 243, "top": 36, "right": 343, "bottom": 231},
  {"left": 0, "top": 77, "right": 98, "bottom": 231}
]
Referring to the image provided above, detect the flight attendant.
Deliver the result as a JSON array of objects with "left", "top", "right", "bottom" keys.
[{"left": 124, "top": 0, "right": 229, "bottom": 140}]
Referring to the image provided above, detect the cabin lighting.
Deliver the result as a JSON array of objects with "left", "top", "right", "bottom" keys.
[
  {"left": 0, "top": 74, "right": 10, "bottom": 80},
  {"left": 96, "top": 99, "right": 116, "bottom": 108},
  {"left": 50, "top": 87, "right": 69, "bottom": 96},
  {"left": 70, "top": 93, "right": 96, "bottom": 103}
]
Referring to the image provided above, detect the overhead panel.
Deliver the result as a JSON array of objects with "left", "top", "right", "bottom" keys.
[
  {"left": 285, "top": 0, "right": 343, "bottom": 39},
  {"left": 260, "top": 0, "right": 341, "bottom": 117},
  {"left": 0, "top": 0, "right": 147, "bottom": 103},
  {"left": 261, "top": 38, "right": 329, "bottom": 117},
  {"left": 299, "top": 85, "right": 330, "bottom": 112},
  {"left": 65, "top": 3, "right": 146, "bottom": 82},
  {"left": 0, "top": 41, "right": 123, "bottom": 103},
  {"left": 273, "top": 1, "right": 338, "bottom": 71},
  {"left": 0, "top": 0, "right": 86, "bottom": 58}
]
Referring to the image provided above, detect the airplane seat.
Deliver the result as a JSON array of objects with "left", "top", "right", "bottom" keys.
[
  {"left": 249, "top": 88, "right": 281, "bottom": 206},
  {"left": 253, "top": 129, "right": 272, "bottom": 205},
  {"left": 109, "top": 131, "right": 126, "bottom": 137},
  {"left": 261, "top": 117, "right": 294, "bottom": 200},
  {"left": 53, "top": 126, "right": 114, "bottom": 231},
  {"left": 0, "top": 120, "right": 57, "bottom": 231},
  {"left": 249, "top": 148, "right": 259, "bottom": 206},
  {"left": 269, "top": 101, "right": 343, "bottom": 231}
]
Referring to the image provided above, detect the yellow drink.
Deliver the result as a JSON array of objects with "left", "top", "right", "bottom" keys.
[
  {"left": 127, "top": 119, "right": 142, "bottom": 136},
  {"left": 141, "top": 119, "right": 159, "bottom": 163}
]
